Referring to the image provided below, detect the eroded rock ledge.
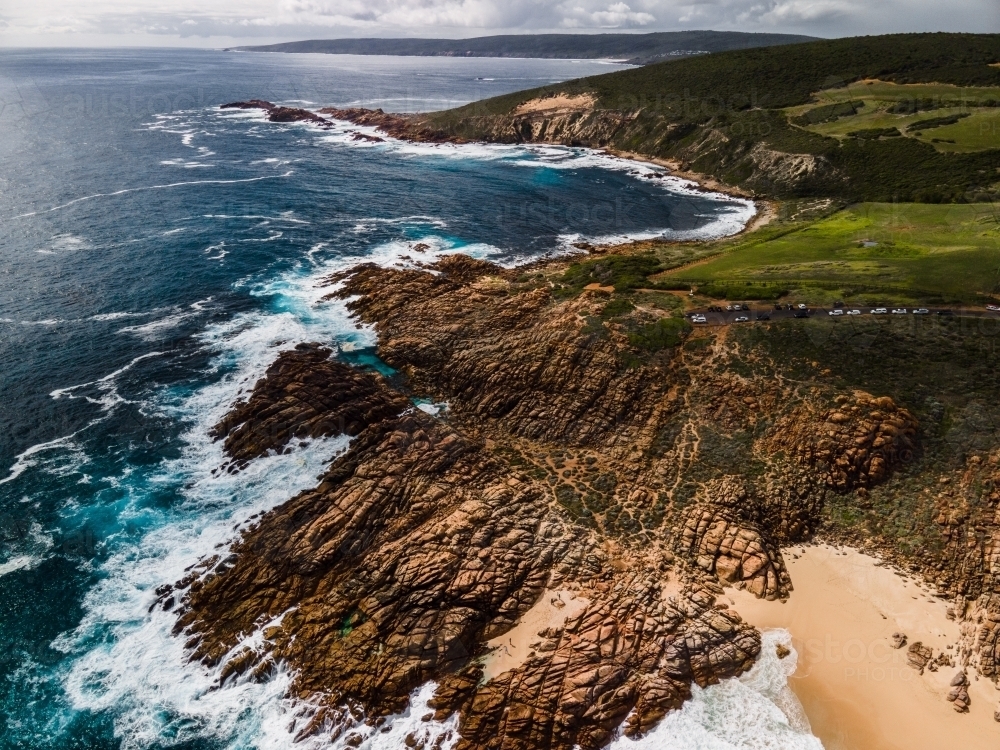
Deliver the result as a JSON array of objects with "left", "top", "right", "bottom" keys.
[{"left": 171, "top": 253, "right": 923, "bottom": 748}]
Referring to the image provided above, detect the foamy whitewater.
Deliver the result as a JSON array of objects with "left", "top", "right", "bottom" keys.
[
  {"left": 0, "top": 48, "right": 800, "bottom": 750},
  {"left": 609, "top": 630, "right": 822, "bottom": 750}
]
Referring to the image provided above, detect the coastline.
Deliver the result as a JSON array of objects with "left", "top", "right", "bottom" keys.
[
  {"left": 730, "top": 543, "right": 1000, "bottom": 750},
  {"left": 604, "top": 147, "right": 776, "bottom": 237},
  {"left": 310, "top": 105, "right": 771, "bottom": 242}
]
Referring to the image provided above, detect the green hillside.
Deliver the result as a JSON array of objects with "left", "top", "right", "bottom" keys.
[{"left": 420, "top": 33, "right": 1000, "bottom": 203}]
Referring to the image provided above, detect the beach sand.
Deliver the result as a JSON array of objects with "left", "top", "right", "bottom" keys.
[
  {"left": 481, "top": 588, "right": 590, "bottom": 682},
  {"left": 730, "top": 543, "right": 1000, "bottom": 750}
]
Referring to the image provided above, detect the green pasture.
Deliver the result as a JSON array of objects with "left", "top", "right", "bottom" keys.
[
  {"left": 786, "top": 82, "right": 1000, "bottom": 153},
  {"left": 663, "top": 203, "right": 1000, "bottom": 302}
]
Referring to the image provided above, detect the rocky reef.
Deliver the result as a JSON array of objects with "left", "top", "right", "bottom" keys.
[
  {"left": 162, "top": 250, "right": 945, "bottom": 747},
  {"left": 221, "top": 100, "right": 331, "bottom": 126}
]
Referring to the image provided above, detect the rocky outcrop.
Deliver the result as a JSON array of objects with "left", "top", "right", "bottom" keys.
[
  {"left": 209, "top": 343, "right": 408, "bottom": 466},
  {"left": 678, "top": 506, "right": 790, "bottom": 599},
  {"left": 764, "top": 390, "right": 919, "bottom": 491},
  {"left": 173, "top": 252, "right": 931, "bottom": 748},
  {"left": 319, "top": 107, "right": 458, "bottom": 143},
  {"left": 325, "top": 255, "right": 664, "bottom": 448},
  {"left": 947, "top": 671, "right": 971, "bottom": 712},
  {"left": 220, "top": 100, "right": 330, "bottom": 126},
  {"left": 440, "top": 575, "right": 758, "bottom": 749},
  {"left": 221, "top": 99, "right": 275, "bottom": 110},
  {"left": 175, "top": 352, "right": 759, "bottom": 749}
]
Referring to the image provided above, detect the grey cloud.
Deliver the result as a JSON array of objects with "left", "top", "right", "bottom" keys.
[{"left": 0, "top": 0, "right": 997, "bottom": 46}]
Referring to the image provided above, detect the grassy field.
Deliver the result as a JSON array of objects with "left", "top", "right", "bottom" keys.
[
  {"left": 660, "top": 202, "right": 1000, "bottom": 304},
  {"left": 786, "top": 81, "right": 1000, "bottom": 153}
]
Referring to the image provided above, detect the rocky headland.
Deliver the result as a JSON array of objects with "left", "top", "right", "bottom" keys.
[{"left": 152, "top": 245, "right": 1000, "bottom": 749}]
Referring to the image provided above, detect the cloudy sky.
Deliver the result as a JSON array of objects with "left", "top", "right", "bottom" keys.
[{"left": 1, "top": 0, "right": 997, "bottom": 47}]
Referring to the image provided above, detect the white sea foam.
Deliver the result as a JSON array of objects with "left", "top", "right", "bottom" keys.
[
  {"left": 0, "top": 429, "right": 93, "bottom": 487},
  {"left": 318, "top": 118, "right": 755, "bottom": 242},
  {"left": 159, "top": 158, "right": 213, "bottom": 169},
  {"left": 57, "top": 431, "right": 351, "bottom": 750},
  {"left": 57, "top": 297, "right": 360, "bottom": 747},
  {"left": 51, "top": 210, "right": 518, "bottom": 746},
  {"left": 351, "top": 215, "right": 449, "bottom": 234},
  {"left": 414, "top": 400, "right": 448, "bottom": 416},
  {"left": 204, "top": 242, "right": 229, "bottom": 260},
  {"left": 118, "top": 311, "right": 199, "bottom": 340},
  {"left": 0, "top": 522, "right": 55, "bottom": 577},
  {"left": 203, "top": 212, "right": 310, "bottom": 225},
  {"left": 239, "top": 230, "right": 284, "bottom": 243},
  {"left": 609, "top": 629, "right": 822, "bottom": 750},
  {"left": 49, "top": 351, "right": 164, "bottom": 410}
]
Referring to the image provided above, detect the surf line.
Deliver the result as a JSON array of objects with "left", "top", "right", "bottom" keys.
[{"left": 10, "top": 172, "right": 295, "bottom": 219}]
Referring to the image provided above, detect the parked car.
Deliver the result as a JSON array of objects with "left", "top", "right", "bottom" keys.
[
  {"left": 794, "top": 310, "right": 810, "bottom": 318},
  {"left": 986, "top": 304, "right": 1000, "bottom": 311},
  {"left": 913, "top": 308, "right": 929, "bottom": 315},
  {"left": 829, "top": 309, "right": 843, "bottom": 316},
  {"left": 756, "top": 313, "right": 771, "bottom": 321},
  {"left": 891, "top": 308, "right": 907, "bottom": 314},
  {"left": 871, "top": 308, "right": 887, "bottom": 314},
  {"left": 734, "top": 316, "right": 749, "bottom": 322},
  {"left": 846, "top": 309, "right": 861, "bottom": 315},
  {"left": 774, "top": 304, "right": 783, "bottom": 311},
  {"left": 726, "top": 305, "right": 733, "bottom": 311},
  {"left": 692, "top": 314, "right": 707, "bottom": 323},
  {"left": 797, "top": 303, "right": 807, "bottom": 309}
]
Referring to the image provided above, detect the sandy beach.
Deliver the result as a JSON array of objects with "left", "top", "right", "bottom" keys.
[
  {"left": 730, "top": 543, "right": 1000, "bottom": 750},
  {"left": 481, "top": 588, "right": 590, "bottom": 682}
]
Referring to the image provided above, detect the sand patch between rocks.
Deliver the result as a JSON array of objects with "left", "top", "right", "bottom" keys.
[
  {"left": 730, "top": 543, "right": 1000, "bottom": 750},
  {"left": 481, "top": 588, "right": 590, "bottom": 682}
]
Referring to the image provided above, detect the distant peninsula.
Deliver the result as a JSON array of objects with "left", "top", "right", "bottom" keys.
[{"left": 229, "top": 30, "right": 819, "bottom": 65}]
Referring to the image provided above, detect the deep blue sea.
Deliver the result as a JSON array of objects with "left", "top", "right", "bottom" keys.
[{"left": 0, "top": 48, "right": 768, "bottom": 750}]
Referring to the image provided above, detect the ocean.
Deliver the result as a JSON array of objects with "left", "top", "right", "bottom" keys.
[{"left": 0, "top": 48, "right": 815, "bottom": 749}]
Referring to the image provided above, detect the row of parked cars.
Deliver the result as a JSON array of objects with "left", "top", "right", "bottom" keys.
[
  {"left": 690, "top": 302, "right": 946, "bottom": 324},
  {"left": 830, "top": 307, "right": 930, "bottom": 316}
]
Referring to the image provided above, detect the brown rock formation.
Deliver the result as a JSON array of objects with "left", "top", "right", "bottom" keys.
[
  {"left": 764, "top": 390, "right": 919, "bottom": 491},
  {"left": 320, "top": 107, "right": 459, "bottom": 143},
  {"left": 209, "top": 343, "right": 409, "bottom": 466},
  {"left": 172, "top": 252, "right": 928, "bottom": 748}
]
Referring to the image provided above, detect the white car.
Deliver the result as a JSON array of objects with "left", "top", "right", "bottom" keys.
[
  {"left": 846, "top": 309, "right": 861, "bottom": 315},
  {"left": 987, "top": 304, "right": 1000, "bottom": 312},
  {"left": 797, "top": 303, "right": 807, "bottom": 309},
  {"left": 726, "top": 305, "right": 733, "bottom": 311},
  {"left": 891, "top": 308, "right": 907, "bottom": 314},
  {"left": 734, "top": 316, "right": 749, "bottom": 323},
  {"left": 871, "top": 308, "right": 888, "bottom": 314},
  {"left": 913, "top": 308, "right": 929, "bottom": 314},
  {"left": 828, "top": 309, "right": 843, "bottom": 316},
  {"left": 692, "top": 315, "right": 707, "bottom": 323}
]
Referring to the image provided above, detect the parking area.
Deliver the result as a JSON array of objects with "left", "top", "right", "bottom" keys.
[{"left": 686, "top": 303, "right": 1000, "bottom": 326}]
